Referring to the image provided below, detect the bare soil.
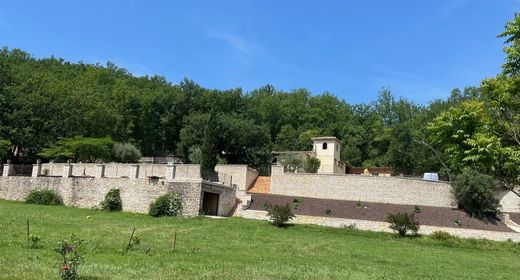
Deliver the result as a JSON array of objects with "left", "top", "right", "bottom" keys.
[{"left": 248, "top": 193, "right": 513, "bottom": 232}]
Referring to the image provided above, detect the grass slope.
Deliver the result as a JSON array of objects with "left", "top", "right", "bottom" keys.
[{"left": 0, "top": 199, "right": 518, "bottom": 280}]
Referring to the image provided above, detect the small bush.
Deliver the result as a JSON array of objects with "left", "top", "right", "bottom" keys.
[
  {"left": 265, "top": 203, "right": 295, "bottom": 227},
  {"left": 304, "top": 157, "right": 321, "bottom": 173},
  {"left": 101, "top": 189, "right": 122, "bottom": 211},
  {"left": 55, "top": 234, "right": 85, "bottom": 280},
  {"left": 28, "top": 234, "right": 41, "bottom": 248},
  {"left": 111, "top": 142, "right": 142, "bottom": 163},
  {"left": 149, "top": 193, "right": 182, "bottom": 217},
  {"left": 126, "top": 235, "right": 141, "bottom": 251},
  {"left": 414, "top": 205, "right": 421, "bottom": 213},
  {"left": 386, "top": 212, "right": 420, "bottom": 237},
  {"left": 430, "top": 230, "right": 456, "bottom": 241},
  {"left": 25, "top": 189, "right": 64, "bottom": 206},
  {"left": 452, "top": 169, "right": 500, "bottom": 219}
]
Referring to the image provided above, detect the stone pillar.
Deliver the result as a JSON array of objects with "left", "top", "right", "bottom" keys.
[
  {"left": 2, "top": 160, "right": 13, "bottom": 177},
  {"left": 271, "top": 165, "right": 284, "bottom": 175},
  {"left": 95, "top": 164, "right": 105, "bottom": 178},
  {"left": 32, "top": 160, "right": 42, "bottom": 177},
  {"left": 129, "top": 164, "right": 140, "bottom": 178},
  {"left": 165, "top": 162, "right": 176, "bottom": 181},
  {"left": 63, "top": 163, "right": 73, "bottom": 178}
]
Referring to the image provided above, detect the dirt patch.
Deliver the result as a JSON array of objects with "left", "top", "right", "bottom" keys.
[{"left": 248, "top": 193, "right": 513, "bottom": 232}]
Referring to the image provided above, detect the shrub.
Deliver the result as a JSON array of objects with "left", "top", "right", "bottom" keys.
[
  {"left": 149, "top": 193, "right": 182, "bottom": 217},
  {"left": 28, "top": 234, "right": 41, "bottom": 248},
  {"left": 111, "top": 142, "right": 142, "bottom": 163},
  {"left": 25, "top": 189, "right": 64, "bottom": 206},
  {"left": 430, "top": 230, "right": 456, "bottom": 241},
  {"left": 414, "top": 205, "right": 421, "bottom": 213},
  {"left": 126, "top": 235, "right": 141, "bottom": 251},
  {"left": 100, "top": 189, "right": 122, "bottom": 211},
  {"left": 452, "top": 170, "right": 500, "bottom": 219},
  {"left": 304, "top": 157, "right": 321, "bottom": 173},
  {"left": 386, "top": 212, "right": 420, "bottom": 237},
  {"left": 265, "top": 203, "right": 295, "bottom": 227},
  {"left": 188, "top": 146, "right": 202, "bottom": 164},
  {"left": 55, "top": 234, "right": 85, "bottom": 280}
]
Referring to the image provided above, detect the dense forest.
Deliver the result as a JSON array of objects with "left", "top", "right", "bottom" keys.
[{"left": 1, "top": 14, "right": 520, "bottom": 185}]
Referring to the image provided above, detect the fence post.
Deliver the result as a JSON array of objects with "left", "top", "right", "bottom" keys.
[
  {"left": 2, "top": 160, "right": 13, "bottom": 177},
  {"left": 165, "top": 162, "right": 176, "bottom": 181},
  {"left": 63, "top": 161, "right": 73, "bottom": 178},
  {"left": 31, "top": 160, "right": 42, "bottom": 177},
  {"left": 95, "top": 164, "right": 105, "bottom": 178},
  {"left": 129, "top": 164, "right": 140, "bottom": 178}
]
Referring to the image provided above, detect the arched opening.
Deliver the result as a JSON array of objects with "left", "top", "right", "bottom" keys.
[{"left": 322, "top": 142, "right": 328, "bottom": 150}]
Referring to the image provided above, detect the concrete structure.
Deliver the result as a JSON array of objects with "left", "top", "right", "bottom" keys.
[{"left": 311, "top": 136, "right": 345, "bottom": 174}]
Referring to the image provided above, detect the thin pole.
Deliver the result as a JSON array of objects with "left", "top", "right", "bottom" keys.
[
  {"left": 125, "top": 228, "right": 136, "bottom": 254},
  {"left": 173, "top": 229, "right": 177, "bottom": 251},
  {"left": 26, "top": 219, "right": 30, "bottom": 245}
]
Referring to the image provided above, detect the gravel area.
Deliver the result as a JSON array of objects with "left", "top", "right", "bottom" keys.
[
  {"left": 509, "top": 213, "right": 520, "bottom": 225},
  {"left": 248, "top": 193, "right": 513, "bottom": 232}
]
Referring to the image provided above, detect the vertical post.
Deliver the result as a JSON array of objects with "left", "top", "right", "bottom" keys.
[
  {"left": 125, "top": 228, "right": 136, "bottom": 254},
  {"left": 95, "top": 164, "right": 105, "bottom": 178},
  {"left": 26, "top": 219, "right": 30, "bottom": 245},
  {"left": 173, "top": 229, "right": 177, "bottom": 251},
  {"left": 165, "top": 162, "right": 176, "bottom": 181},
  {"left": 31, "top": 159, "right": 42, "bottom": 178},
  {"left": 3, "top": 160, "right": 13, "bottom": 177},
  {"left": 129, "top": 164, "right": 140, "bottom": 178},
  {"left": 63, "top": 161, "right": 73, "bottom": 178}
]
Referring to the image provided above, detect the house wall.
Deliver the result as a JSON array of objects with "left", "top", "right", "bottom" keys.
[{"left": 313, "top": 139, "right": 342, "bottom": 174}]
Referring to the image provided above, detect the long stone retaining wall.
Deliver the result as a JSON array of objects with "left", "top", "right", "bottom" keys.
[
  {"left": 0, "top": 176, "right": 236, "bottom": 216},
  {"left": 270, "top": 172, "right": 455, "bottom": 207}
]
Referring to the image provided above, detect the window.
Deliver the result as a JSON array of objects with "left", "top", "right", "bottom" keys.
[{"left": 322, "top": 142, "right": 328, "bottom": 149}]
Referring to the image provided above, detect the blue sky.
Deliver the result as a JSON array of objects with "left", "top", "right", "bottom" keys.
[{"left": 0, "top": 1, "right": 517, "bottom": 104}]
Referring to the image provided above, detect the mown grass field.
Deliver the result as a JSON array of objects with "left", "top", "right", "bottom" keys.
[{"left": 0, "top": 199, "right": 519, "bottom": 280}]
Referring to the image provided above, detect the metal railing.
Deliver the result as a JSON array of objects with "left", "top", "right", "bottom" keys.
[{"left": 13, "top": 164, "right": 32, "bottom": 176}]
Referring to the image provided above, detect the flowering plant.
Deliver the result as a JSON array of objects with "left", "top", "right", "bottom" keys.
[{"left": 54, "top": 234, "right": 84, "bottom": 280}]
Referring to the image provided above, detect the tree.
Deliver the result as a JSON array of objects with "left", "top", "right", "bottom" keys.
[
  {"left": 304, "top": 157, "right": 321, "bottom": 173},
  {"left": 39, "top": 136, "right": 114, "bottom": 163},
  {"left": 279, "top": 153, "right": 305, "bottom": 172},
  {"left": 0, "top": 139, "right": 11, "bottom": 162},
  {"left": 188, "top": 146, "right": 202, "bottom": 164},
  {"left": 200, "top": 111, "right": 220, "bottom": 173},
  {"left": 111, "top": 142, "right": 142, "bottom": 163},
  {"left": 452, "top": 170, "right": 500, "bottom": 219}
]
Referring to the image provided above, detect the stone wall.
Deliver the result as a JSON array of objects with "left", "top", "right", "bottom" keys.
[
  {"left": 201, "top": 182, "right": 237, "bottom": 216},
  {"left": 41, "top": 163, "right": 169, "bottom": 178},
  {"left": 0, "top": 176, "right": 237, "bottom": 216},
  {"left": 270, "top": 173, "right": 454, "bottom": 207},
  {"left": 215, "top": 164, "right": 258, "bottom": 200},
  {"left": 497, "top": 188, "right": 520, "bottom": 213}
]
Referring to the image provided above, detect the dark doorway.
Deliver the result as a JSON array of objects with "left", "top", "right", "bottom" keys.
[{"left": 201, "top": 192, "right": 219, "bottom": 216}]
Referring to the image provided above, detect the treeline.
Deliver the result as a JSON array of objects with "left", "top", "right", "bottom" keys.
[
  {"left": 1, "top": 12, "right": 519, "bottom": 181},
  {"left": 0, "top": 48, "right": 476, "bottom": 175}
]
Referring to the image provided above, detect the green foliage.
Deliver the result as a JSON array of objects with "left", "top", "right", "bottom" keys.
[
  {"left": 55, "top": 234, "right": 84, "bottom": 280},
  {"left": 111, "top": 142, "right": 141, "bottom": 163},
  {"left": 278, "top": 153, "right": 305, "bottom": 172},
  {"left": 452, "top": 170, "right": 500, "bottom": 218},
  {"left": 430, "top": 230, "right": 456, "bottom": 242},
  {"left": 148, "top": 193, "right": 182, "bottom": 217},
  {"left": 0, "top": 139, "right": 10, "bottom": 161},
  {"left": 39, "top": 136, "right": 114, "bottom": 163},
  {"left": 100, "top": 189, "right": 122, "bottom": 211},
  {"left": 28, "top": 234, "right": 41, "bottom": 248},
  {"left": 200, "top": 111, "right": 220, "bottom": 173},
  {"left": 303, "top": 157, "right": 321, "bottom": 173},
  {"left": 188, "top": 146, "right": 202, "bottom": 164},
  {"left": 25, "top": 189, "right": 64, "bottom": 206},
  {"left": 413, "top": 205, "right": 421, "bottom": 214},
  {"left": 265, "top": 203, "right": 295, "bottom": 227},
  {"left": 386, "top": 212, "right": 420, "bottom": 237}
]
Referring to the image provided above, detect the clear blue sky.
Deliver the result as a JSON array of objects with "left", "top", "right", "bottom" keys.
[{"left": 0, "top": 1, "right": 517, "bottom": 104}]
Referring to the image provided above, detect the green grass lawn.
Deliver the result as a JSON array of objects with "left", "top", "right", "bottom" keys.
[{"left": 0, "top": 199, "right": 518, "bottom": 280}]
